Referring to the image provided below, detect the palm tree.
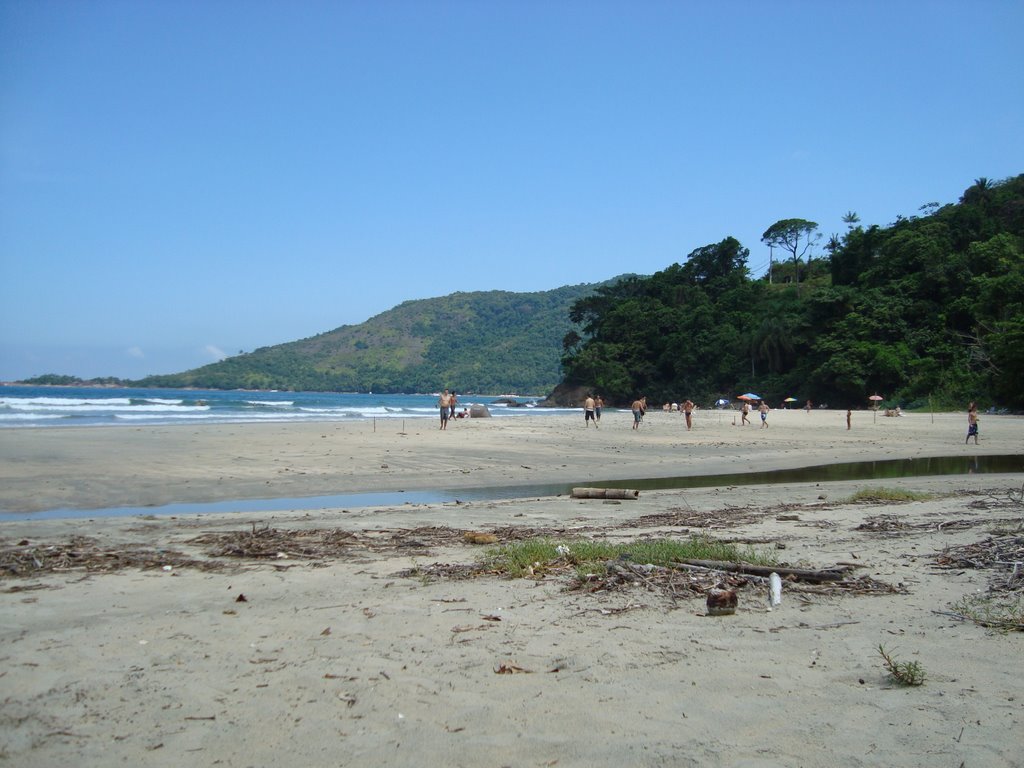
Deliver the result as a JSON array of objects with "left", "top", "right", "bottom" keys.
[{"left": 754, "top": 316, "right": 795, "bottom": 373}]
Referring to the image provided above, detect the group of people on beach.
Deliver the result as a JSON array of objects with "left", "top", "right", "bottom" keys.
[
  {"left": 576, "top": 394, "right": 984, "bottom": 444},
  {"left": 738, "top": 399, "right": 770, "bottom": 428}
]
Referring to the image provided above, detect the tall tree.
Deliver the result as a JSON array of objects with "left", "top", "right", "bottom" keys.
[{"left": 761, "top": 218, "right": 820, "bottom": 291}]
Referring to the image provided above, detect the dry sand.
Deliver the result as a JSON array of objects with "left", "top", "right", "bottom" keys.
[{"left": 1, "top": 408, "right": 1023, "bottom": 767}]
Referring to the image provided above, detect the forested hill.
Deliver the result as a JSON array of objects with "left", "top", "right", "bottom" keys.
[
  {"left": 557, "top": 174, "right": 1024, "bottom": 410},
  {"left": 135, "top": 281, "right": 623, "bottom": 394}
]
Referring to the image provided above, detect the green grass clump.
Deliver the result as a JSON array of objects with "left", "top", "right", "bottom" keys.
[
  {"left": 878, "top": 645, "right": 926, "bottom": 686},
  {"left": 482, "top": 535, "right": 776, "bottom": 579},
  {"left": 846, "top": 487, "right": 935, "bottom": 503},
  {"left": 950, "top": 594, "right": 1024, "bottom": 633}
]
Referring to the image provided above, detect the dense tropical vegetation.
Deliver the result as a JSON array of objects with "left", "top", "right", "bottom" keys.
[{"left": 557, "top": 174, "right": 1024, "bottom": 410}]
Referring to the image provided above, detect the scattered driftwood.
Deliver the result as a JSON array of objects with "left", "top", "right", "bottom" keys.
[
  {"left": 935, "top": 533, "right": 1024, "bottom": 594},
  {"left": 575, "top": 561, "right": 899, "bottom": 601},
  {"left": 189, "top": 524, "right": 359, "bottom": 559},
  {"left": 674, "top": 559, "right": 850, "bottom": 583},
  {"left": 572, "top": 488, "right": 639, "bottom": 500},
  {"left": 635, "top": 506, "right": 761, "bottom": 529},
  {"left": 0, "top": 536, "right": 221, "bottom": 577},
  {"left": 961, "top": 483, "right": 1024, "bottom": 510},
  {"left": 856, "top": 514, "right": 988, "bottom": 537},
  {"left": 633, "top": 501, "right": 833, "bottom": 531}
]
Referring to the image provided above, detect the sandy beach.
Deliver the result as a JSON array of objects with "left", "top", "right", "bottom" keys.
[{"left": 2, "top": 408, "right": 1023, "bottom": 767}]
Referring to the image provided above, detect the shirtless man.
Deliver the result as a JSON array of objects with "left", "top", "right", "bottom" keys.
[
  {"left": 438, "top": 389, "right": 452, "bottom": 430},
  {"left": 740, "top": 401, "right": 751, "bottom": 426},
  {"left": 631, "top": 397, "right": 646, "bottom": 430},
  {"left": 966, "top": 404, "right": 979, "bottom": 444},
  {"left": 759, "top": 401, "right": 770, "bottom": 428},
  {"left": 683, "top": 399, "right": 694, "bottom": 431},
  {"left": 584, "top": 395, "right": 597, "bottom": 427}
]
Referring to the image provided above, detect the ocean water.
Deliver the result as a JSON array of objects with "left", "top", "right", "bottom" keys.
[{"left": 0, "top": 386, "right": 574, "bottom": 428}]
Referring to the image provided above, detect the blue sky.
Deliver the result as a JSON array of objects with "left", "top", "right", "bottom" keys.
[{"left": 2, "top": 1, "right": 1022, "bottom": 381}]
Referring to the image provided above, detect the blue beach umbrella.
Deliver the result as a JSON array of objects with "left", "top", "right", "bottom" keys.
[{"left": 738, "top": 393, "right": 762, "bottom": 401}]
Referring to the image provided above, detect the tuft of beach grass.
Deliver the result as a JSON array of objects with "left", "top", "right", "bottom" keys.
[{"left": 846, "top": 487, "right": 935, "bottom": 503}]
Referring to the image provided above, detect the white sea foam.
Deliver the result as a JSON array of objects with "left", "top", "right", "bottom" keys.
[
  {"left": 0, "top": 397, "right": 132, "bottom": 407},
  {"left": 7, "top": 402, "right": 209, "bottom": 413},
  {"left": 0, "top": 412, "right": 65, "bottom": 421},
  {"left": 0, "top": 387, "right": 564, "bottom": 428}
]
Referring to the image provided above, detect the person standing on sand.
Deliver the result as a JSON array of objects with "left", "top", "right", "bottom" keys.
[
  {"left": 449, "top": 391, "right": 458, "bottom": 422},
  {"left": 759, "top": 401, "right": 769, "bottom": 428},
  {"left": 740, "top": 401, "right": 751, "bottom": 426},
  {"left": 683, "top": 399, "right": 694, "bottom": 430},
  {"left": 631, "top": 397, "right": 646, "bottom": 430},
  {"left": 846, "top": 409, "right": 852, "bottom": 430},
  {"left": 438, "top": 389, "right": 452, "bottom": 430},
  {"left": 595, "top": 395, "right": 603, "bottom": 423},
  {"left": 966, "top": 403, "right": 979, "bottom": 444},
  {"left": 584, "top": 395, "right": 597, "bottom": 427}
]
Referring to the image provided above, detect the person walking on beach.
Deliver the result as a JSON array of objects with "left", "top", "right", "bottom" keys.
[
  {"left": 449, "top": 391, "right": 458, "bottom": 422},
  {"left": 846, "top": 408, "right": 852, "bottom": 430},
  {"left": 966, "top": 403, "right": 979, "bottom": 444},
  {"left": 631, "top": 397, "right": 646, "bottom": 430},
  {"left": 683, "top": 399, "right": 694, "bottom": 431},
  {"left": 584, "top": 395, "right": 597, "bottom": 427},
  {"left": 740, "top": 401, "right": 751, "bottom": 426},
  {"left": 595, "top": 395, "right": 603, "bottom": 423},
  {"left": 759, "top": 401, "right": 769, "bottom": 428},
  {"left": 438, "top": 389, "right": 452, "bottom": 430}
]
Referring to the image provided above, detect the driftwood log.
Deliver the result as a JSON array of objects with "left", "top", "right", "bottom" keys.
[
  {"left": 571, "top": 488, "right": 639, "bottom": 500},
  {"left": 676, "top": 559, "right": 851, "bottom": 583}
]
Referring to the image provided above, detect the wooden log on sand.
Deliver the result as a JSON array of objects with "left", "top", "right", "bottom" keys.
[
  {"left": 571, "top": 488, "right": 640, "bottom": 500},
  {"left": 676, "top": 559, "right": 850, "bottom": 583}
]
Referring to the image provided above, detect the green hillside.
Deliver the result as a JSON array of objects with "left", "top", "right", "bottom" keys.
[{"left": 135, "top": 281, "right": 621, "bottom": 393}]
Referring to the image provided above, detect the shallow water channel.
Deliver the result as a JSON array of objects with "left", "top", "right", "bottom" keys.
[{"left": 8, "top": 454, "right": 1022, "bottom": 521}]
